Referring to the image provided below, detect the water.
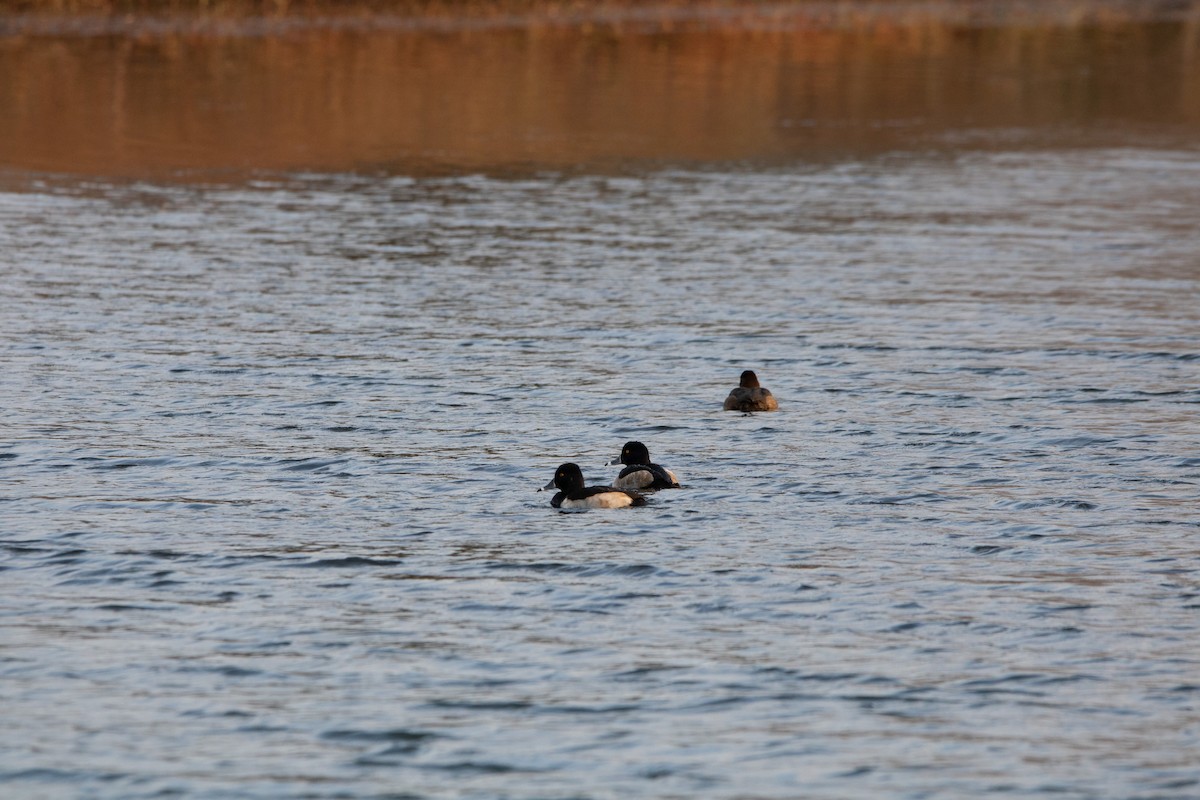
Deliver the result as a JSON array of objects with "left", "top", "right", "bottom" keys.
[
  {"left": 4, "top": 2, "right": 1200, "bottom": 795},
  {"left": 3, "top": 146, "right": 1199, "bottom": 798}
]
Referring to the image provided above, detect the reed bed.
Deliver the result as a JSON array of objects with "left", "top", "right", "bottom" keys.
[{"left": 2, "top": 0, "right": 1198, "bottom": 177}]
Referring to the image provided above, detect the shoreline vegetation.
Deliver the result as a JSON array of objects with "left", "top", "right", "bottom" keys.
[
  {"left": 2, "top": 0, "right": 1198, "bottom": 179},
  {"left": 2, "top": 0, "right": 1200, "bottom": 35}
]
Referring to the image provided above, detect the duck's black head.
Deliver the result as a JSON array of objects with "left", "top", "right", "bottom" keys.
[
  {"left": 739, "top": 370, "right": 761, "bottom": 388},
  {"left": 544, "top": 462, "right": 585, "bottom": 493},
  {"left": 617, "top": 440, "right": 650, "bottom": 466}
]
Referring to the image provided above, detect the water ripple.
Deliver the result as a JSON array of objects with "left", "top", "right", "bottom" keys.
[{"left": 3, "top": 149, "right": 1200, "bottom": 799}]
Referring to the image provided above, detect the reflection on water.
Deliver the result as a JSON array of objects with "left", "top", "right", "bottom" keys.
[{"left": 1, "top": 1, "right": 1199, "bottom": 176}]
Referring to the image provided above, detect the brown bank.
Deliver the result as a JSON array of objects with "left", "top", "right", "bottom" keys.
[{"left": 2, "top": 0, "right": 1199, "bottom": 179}]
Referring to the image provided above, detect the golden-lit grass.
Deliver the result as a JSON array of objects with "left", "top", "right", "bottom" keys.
[{"left": 2, "top": 0, "right": 1198, "bottom": 178}]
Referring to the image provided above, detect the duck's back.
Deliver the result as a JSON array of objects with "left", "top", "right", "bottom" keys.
[
  {"left": 613, "top": 463, "right": 680, "bottom": 490},
  {"left": 724, "top": 386, "right": 778, "bottom": 412},
  {"left": 555, "top": 485, "right": 647, "bottom": 509}
]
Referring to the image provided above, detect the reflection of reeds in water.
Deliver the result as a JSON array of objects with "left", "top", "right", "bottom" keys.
[{"left": 1, "top": 1, "right": 1198, "bottom": 176}]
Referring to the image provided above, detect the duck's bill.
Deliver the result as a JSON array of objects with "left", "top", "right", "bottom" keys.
[
  {"left": 607, "top": 457, "right": 621, "bottom": 465},
  {"left": 540, "top": 479, "right": 556, "bottom": 491}
]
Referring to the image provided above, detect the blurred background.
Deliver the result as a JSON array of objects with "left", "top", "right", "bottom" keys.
[{"left": 3, "top": 0, "right": 1199, "bottom": 177}]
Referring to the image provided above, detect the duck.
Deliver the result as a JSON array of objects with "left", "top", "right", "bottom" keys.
[
  {"left": 542, "top": 462, "right": 647, "bottom": 509},
  {"left": 723, "top": 369, "right": 779, "bottom": 412},
  {"left": 609, "top": 441, "right": 681, "bottom": 490}
]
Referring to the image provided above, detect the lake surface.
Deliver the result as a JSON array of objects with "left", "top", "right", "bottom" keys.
[{"left": 3, "top": 3, "right": 1200, "bottom": 799}]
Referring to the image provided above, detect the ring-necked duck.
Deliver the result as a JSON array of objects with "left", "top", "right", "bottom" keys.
[
  {"left": 723, "top": 369, "right": 779, "bottom": 412},
  {"left": 542, "top": 462, "right": 647, "bottom": 509},
  {"left": 608, "top": 441, "right": 681, "bottom": 490}
]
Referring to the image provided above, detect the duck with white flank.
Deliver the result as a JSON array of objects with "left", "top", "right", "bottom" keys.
[
  {"left": 609, "top": 441, "right": 681, "bottom": 491},
  {"left": 542, "top": 462, "right": 647, "bottom": 509}
]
